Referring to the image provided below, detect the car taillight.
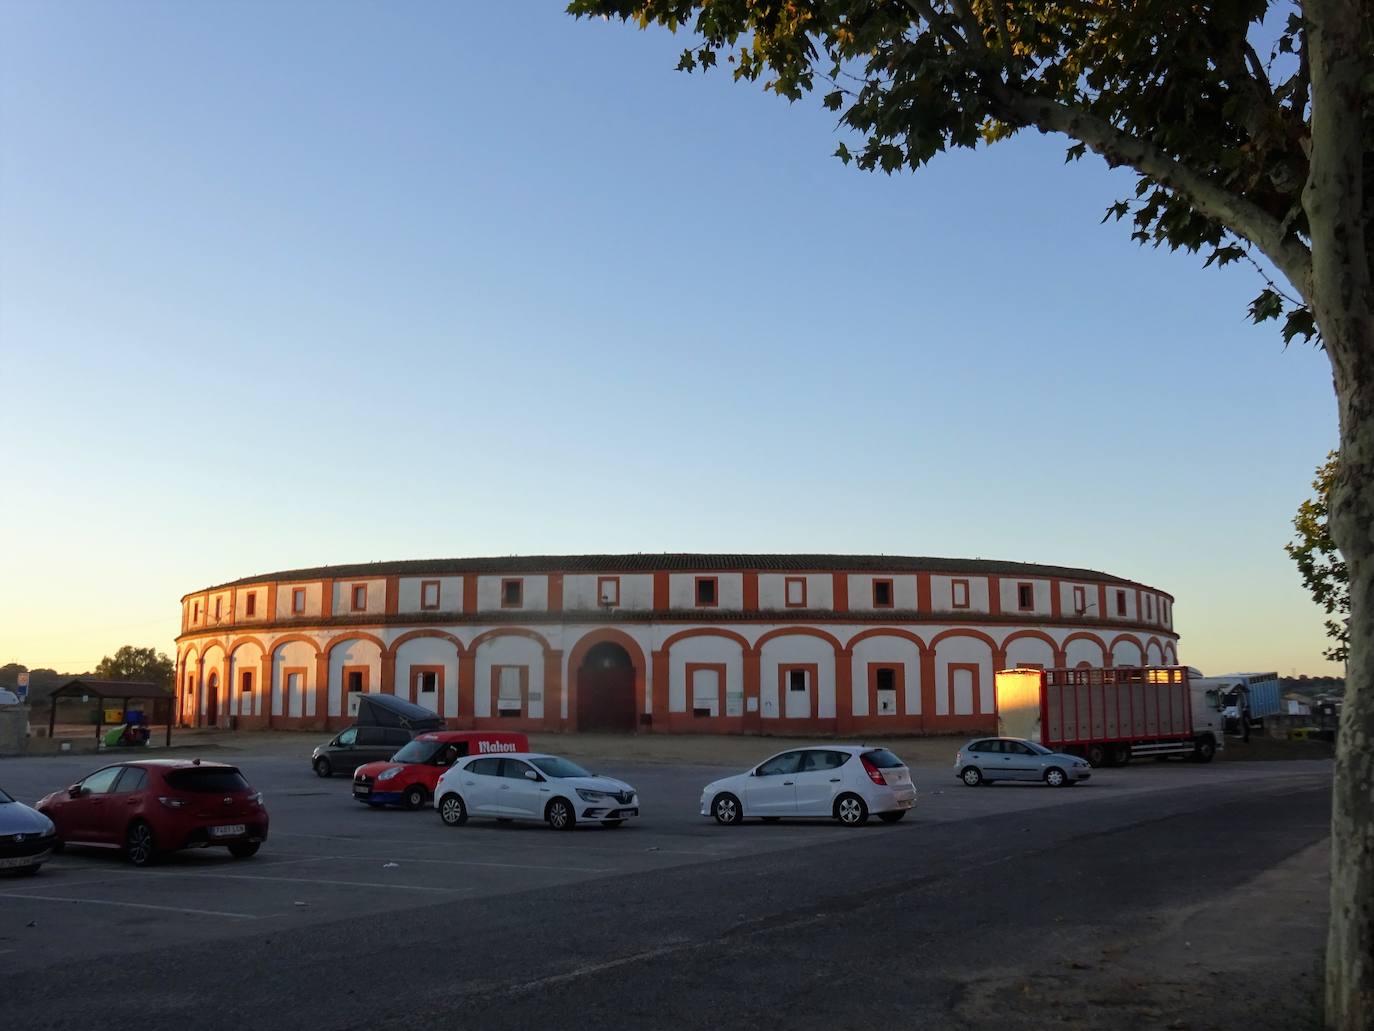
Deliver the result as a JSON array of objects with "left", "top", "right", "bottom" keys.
[
  {"left": 158, "top": 796, "right": 187, "bottom": 809},
  {"left": 955, "top": 751, "right": 962, "bottom": 765},
  {"left": 860, "top": 756, "right": 886, "bottom": 786},
  {"left": 249, "top": 792, "right": 263, "bottom": 806}
]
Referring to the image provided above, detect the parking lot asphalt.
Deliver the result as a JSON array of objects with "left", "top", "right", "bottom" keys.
[{"left": 0, "top": 750, "right": 1334, "bottom": 1031}]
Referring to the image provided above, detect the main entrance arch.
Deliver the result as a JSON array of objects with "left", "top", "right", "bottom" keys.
[{"left": 576, "top": 642, "right": 637, "bottom": 732}]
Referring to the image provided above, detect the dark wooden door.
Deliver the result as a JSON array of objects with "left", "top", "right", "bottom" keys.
[{"left": 576, "top": 661, "right": 636, "bottom": 732}]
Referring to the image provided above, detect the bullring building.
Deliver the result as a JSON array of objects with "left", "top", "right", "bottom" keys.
[{"left": 175, "top": 555, "right": 1178, "bottom": 736}]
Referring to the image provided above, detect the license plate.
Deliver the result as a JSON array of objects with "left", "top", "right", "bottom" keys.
[
  {"left": 613, "top": 808, "right": 638, "bottom": 818},
  {"left": 210, "top": 824, "right": 246, "bottom": 837},
  {"left": 354, "top": 787, "right": 371, "bottom": 795},
  {"left": 0, "top": 851, "right": 48, "bottom": 868}
]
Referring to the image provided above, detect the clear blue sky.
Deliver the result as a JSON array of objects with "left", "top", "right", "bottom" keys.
[{"left": 0, "top": 3, "right": 1340, "bottom": 677}]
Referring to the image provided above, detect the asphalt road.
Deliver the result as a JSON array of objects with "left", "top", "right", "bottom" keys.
[{"left": 0, "top": 753, "right": 1332, "bottom": 1031}]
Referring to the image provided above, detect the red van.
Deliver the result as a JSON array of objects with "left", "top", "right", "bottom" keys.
[{"left": 352, "top": 731, "right": 529, "bottom": 809}]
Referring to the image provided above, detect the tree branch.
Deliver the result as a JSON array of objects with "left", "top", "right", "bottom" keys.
[{"left": 995, "top": 88, "right": 1314, "bottom": 297}]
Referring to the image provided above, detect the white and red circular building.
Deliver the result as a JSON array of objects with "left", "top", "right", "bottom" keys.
[{"left": 174, "top": 555, "right": 1178, "bottom": 735}]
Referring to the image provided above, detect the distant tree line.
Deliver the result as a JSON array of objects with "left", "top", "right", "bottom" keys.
[{"left": 1, "top": 646, "right": 174, "bottom": 702}]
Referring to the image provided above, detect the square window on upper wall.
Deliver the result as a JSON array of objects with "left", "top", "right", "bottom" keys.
[
  {"left": 421, "top": 580, "right": 441, "bottom": 610},
  {"left": 1115, "top": 590, "right": 1127, "bottom": 616},
  {"left": 1017, "top": 583, "right": 1034, "bottom": 611},
  {"left": 598, "top": 576, "right": 620, "bottom": 607},
  {"left": 292, "top": 588, "right": 305, "bottom": 614},
  {"left": 501, "top": 578, "right": 524, "bottom": 608},
  {"left": 785, "top": 577, "right": 807, "bottom": 608},
  {"left": 951, "top": 580, "right": 969, "bottom": 609},
  {"left": 695, "top": 577, "right": 718, "bottom": 607},
  {"left": 872, "top": 579, "right": 894, "bottom": 608},
  {"left": 351, "top": 584, "right": 367, "bottom": 611}
]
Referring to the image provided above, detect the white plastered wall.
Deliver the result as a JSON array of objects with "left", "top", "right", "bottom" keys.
[
  {"left": 1112, "top": 636, "right": 1144, "bottom": 666},
  {"left": 272, "top": 639, "right": 318, "bottom": 717},
  {"left": 759, "top": 634, "right": 836, "bottom": 720},
  {"left": 397, "top": 576, "right": 464, "bottom": 614},
  {"left": 933, "top": 634, "right": 995, "bottom": 715},
  {"left": 393, "top": 636, "right": 460, "bottom": 717},
  {"left": 668, "top": 573, "right": 743, "bottom": 610},
  {"left": 562, "top": 575, "right": 654, "bottom": 612},
  {"left": 228, "top": 643, "right": 264, "bottom": 716},
  {"left": 1001, "top": 635, "right": 1056, "bottom": 670},
  {"left": 1063, "top": 636, "right": 1107, "bottom": 668},
  {"left": 930, "top": 575, "right": 989, "bottom": 614},
  {"left": 1000, "top": 578, "right": 1052, "bottom": 617},
  {"left": 846, "top": 574, "right": 917, "bottom": 611},
  {"left": 477, "top": 575, "right": 549, "bottom": 613},
  {"left": 756, "top": 573, "right": 834, "bottom": 611},
  {"left": 327, "top": 637, "right": 384, "bottom": 717},
  {"left": 473, "top": 634, "right": 546, "bottom": 718},
  {"left": 849, "top": 635, "right": 921, "bottom": 716},
  {"left": 276, "top": 582, "right": 323, "bottom": 620},
  {"left": 332, "top": 579, "right": 385, "bottom": 616},
  {"left": 666, "top": 634, "right": 746, "bottom": 714}
]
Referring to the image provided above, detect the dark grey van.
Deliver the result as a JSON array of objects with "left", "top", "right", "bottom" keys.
[{"left": 312, "top": 726, "right": 411, "bottom": 778}]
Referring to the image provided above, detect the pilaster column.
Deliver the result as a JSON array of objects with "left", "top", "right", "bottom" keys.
[
  {"left": 544, "top": 649, "right": 563, "bottom": 731},
  {"left": 743, "top": 648, "right": 762, "bottom": 734},
  {"left": 835, "top": 648, "right": 854, "bottom": 733}
]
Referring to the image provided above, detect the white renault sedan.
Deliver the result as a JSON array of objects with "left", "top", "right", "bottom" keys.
[
  {"left": 700, "top": 746, "right": 915, "bottom": 826},
  {"left": 434, "top": 753, "right": 638, "bottom": 830}
]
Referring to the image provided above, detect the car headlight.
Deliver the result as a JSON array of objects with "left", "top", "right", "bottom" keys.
[
  {"left": 576, "top": 788, "right": 609, "bottom": 802},
  {"left": 377, "top": 767, "right": 402, "bottom": 781}
]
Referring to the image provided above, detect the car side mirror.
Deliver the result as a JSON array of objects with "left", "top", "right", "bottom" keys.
[
  {"left": 67, "top": 784, "right": 82, "bottom": 798},
  {"left": 524, "top": 770, "right": 541, "bottom": 781}
]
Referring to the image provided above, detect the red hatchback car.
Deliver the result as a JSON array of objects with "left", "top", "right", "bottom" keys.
[{"left": 36, "top": 759, "right": 268, "bottom": 866}]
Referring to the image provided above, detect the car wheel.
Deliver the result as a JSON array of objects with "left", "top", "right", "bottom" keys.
[
  {"left": 1085, "top": 744, "right": 1107, "bottom": 767},
  {"left": 712, "top": 793, "right": 742, "bottom": 826},
  {"left": 228, "top": 841, "right": 260, "bottom": 859},
  {"left": 1044, "top": 767, "right": 1068, "bottom": 788},
  {"left": 878, "top": 811, "right": 906, "bottom": 824},
  {"left": 600, "top": 819, "right": 624, "bottom": 828},
  {"left": 834, "top": 793, "right": 868, "bottom": 826},
  {"left": 313, "top": 757, "right": 332, "bottom": 778},
  {"left": 1193, "top": 738, "right": 1217, "bottom": 763},
  {"left": 403, "top": 785, "right": 426, "bottom": 811},
  {"left": 546, "top": 798, "right": 576, "bottom": 831},
  {"left": 439, "top": 793, "right": 468, "bottom": 827},
  {"left": 124, "top": 821, "right": 157, "bottom": 867},
  {"left": 1110, "top": 744, "right": 1132, "bottom": 766},
  {"left": 960, "top": 766, "right": 983, "bottom": 787}
]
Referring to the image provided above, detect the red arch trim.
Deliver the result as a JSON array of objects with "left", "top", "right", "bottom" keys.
[
  {"left": 753, "top": 626, "right": 846, "bottom": 653},
  {"left": 927, "top": 628, "right": 1002, "bottom": 653},
  {"left": 468, "top": 627, "right": 552, "bottom": 655},
  {"left": 658, "top": 627, "right": 755, "bottom": 654},
  {"left": 1108, "top": 633, "right": 1145, "bottom": 652},
  {"left": 566, "top": 627, "right": 647, "bottom": 673},
  {"left": 998, "top": 629, "right": 1061, "bottom": 654},
  {"left": 268, "top": 633, "right": 325, "bottom": 659},
  {"left": 226, "top": 635, "right": 268, "bottom": 659},
  {"left": 320, "top": 631, "right": 391, "bottom": 659},
  {"left": 1060, "top": 631, "right": 1108, "bottom": 652},
  {"left": 844, "top": 627, "right": 928, "bottom": 653}
]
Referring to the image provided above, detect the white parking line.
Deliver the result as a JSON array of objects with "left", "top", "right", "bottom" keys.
[
  {"left": 0, "top": 893, "right": 260, "bottom": 919},
  {"left": 269, "top": 830, "right": 725, "bottom": 858},
  {"left": 145, "top": 871, "right": 472, "bottom": 893},
  {"left": 258, "top": 852, "right": 611, "bottom": 874}
]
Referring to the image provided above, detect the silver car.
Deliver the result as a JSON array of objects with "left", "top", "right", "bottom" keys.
[
  {"left": 954, "top": 737, "right": 1092, "bottom": 788},
  {"left": 0, "top": 785, "right": 57, "bottom": 875}
]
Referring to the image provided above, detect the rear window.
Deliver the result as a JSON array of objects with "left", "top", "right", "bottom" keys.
[
  {"left": 163, "top": 767, "right": 251, "bottom": 793},
  {"left": 861, "top": 748, "right": 905, "bottom": 769}
]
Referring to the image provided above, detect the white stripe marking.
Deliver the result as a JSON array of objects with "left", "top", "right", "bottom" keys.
[
  {"left": 147, "top": 871, "right": 471, "bottom": 893},
  {"left": 0, "top": 893, "right": 258, "bottom": 919}
]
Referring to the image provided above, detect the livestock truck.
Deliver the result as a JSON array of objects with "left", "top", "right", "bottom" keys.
[
  {"left": 995, "top": 666, "right": 1227, "bottom": 767},
  {"left": 1189, "top": 671, "right": 1282, "bottom": 738}
]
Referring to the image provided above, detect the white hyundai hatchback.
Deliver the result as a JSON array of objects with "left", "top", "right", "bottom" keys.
[
  {"left": 700, "top": 746, "right": 915, "bottom": 826},
  {"left": 434, "top": 753, "right": 639, "bottom": 830}
]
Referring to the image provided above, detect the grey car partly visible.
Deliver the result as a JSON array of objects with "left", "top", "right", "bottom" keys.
[
  {"left": 0, "top": 785, "right": 57, "bottom": 875},
  {"left": 312, "top": 726, "right": 412, "bottom": 778},
  {"left": 954, "top": 737, "right": 1092, "bottom": 788}
]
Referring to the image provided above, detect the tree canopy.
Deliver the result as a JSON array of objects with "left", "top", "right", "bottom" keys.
[{"left": 93, "top": 646, "right": 174, "bottom": 690}]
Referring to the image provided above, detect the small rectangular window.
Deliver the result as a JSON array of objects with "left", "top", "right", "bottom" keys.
[
  {"left": 352, "top": 584, "right": 367, "bottom": 611},
  {"left": 784, "top": 577, "right": 807, "bottom": 608},
  {"left": 193, "top": 602, "right": 199, "bottom": 621},
  {"left": 214, "top": 598, "right": 222, "bottom": 620},
  {"left": 1072, "top": 586, "right": 1087, "bottom": 614},
  {"left": 416, "top": 671, "right": 438, "bottom": 695},
  {"left": 1146, "top": 594, "right": 1154, "bottom": 621},
  {"left": 872, "top": 579, "right": 893, "bottom": 608},
  {"left": 347, "top": 671, "right": 363, "bottom": 694},
  {"left": 240, "top": 671, "right": 252, "bottom": 696},
  {"left": 1017, "top": 583, "right": 1034, "bottom": 610},
  {"left": 421, "top": 580, "right": 440, "bottom": 610},
  {"left": 875, "top": 666, "right": 897, "bottom": 715},
  {"left": 951, "top": 580, "right": 969, "bottom": 608},
  {"left": 695, "top": 577, "right": 718, "bottom": 607},
  {"left": 246, "top": 593, "right": 257, "bottom": 617},
  {"left": 789, "top": 669, "right": 807, "bottom": 692},
  {"left": 501, "top": 578, "right": 524, "bottom": 608},
  {"left": 598, "top": 576, "right": 620, "bottom": 606},
  {"left": 1116, "top": 590, "right": 1127, "bottom": 616},
  {"left": 292, "top": 588, "right": 305, "bottom": 614}
]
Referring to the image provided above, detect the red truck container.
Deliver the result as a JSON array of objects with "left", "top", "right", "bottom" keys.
[{"left": 995, "top": 666, "right": 1226, "bottom": 767}]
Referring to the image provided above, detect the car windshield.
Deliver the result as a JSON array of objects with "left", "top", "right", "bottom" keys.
[
  {"left": 163, "top": 767, "right": 251, "bottom": 793},
  {"left": 390, "top": 740, "right": 443, "bottom": 763},
  {"left": 0, "top": 786, "right": 13, "bottom": 803},
  {"left": 531, "top": 756, "right": 592, "bottom": 779},
  {"left": 1024, "top": 741, "right": 1053, "bottom": 755}
]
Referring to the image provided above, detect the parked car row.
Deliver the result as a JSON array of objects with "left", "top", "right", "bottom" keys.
[{"left": 0, "top": 726, "right": 1094, "bottom": 876}]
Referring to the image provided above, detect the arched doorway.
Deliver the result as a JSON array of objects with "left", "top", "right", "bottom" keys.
[
  {"left": 576, "top": 642, "right": 637, "bottom": 732},
  {"left": 206, "top": 672, "right": 220, "bottom": 728}
]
